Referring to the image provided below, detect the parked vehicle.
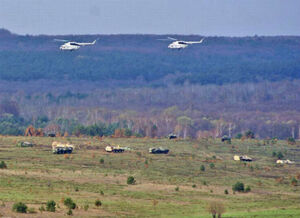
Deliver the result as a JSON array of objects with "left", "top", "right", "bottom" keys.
[
  {"left": 52, "top": 141, "right": 74, "bottom": 154},
  {"left": 149, "top": 147, "right": 169, "bottom": 154},
  {"left": 105, "top": 145, "right": 125, "bottom": 153}
]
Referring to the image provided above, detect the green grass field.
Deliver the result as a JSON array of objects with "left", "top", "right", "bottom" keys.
[{"left": 0, "top": 136, "right": 299, "bottom": 217}]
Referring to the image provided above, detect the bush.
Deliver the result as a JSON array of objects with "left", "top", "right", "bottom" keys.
[
  {"left": 245, "top": 185, "right": 251, "bottom": 192},
  {"left": 95, "top": 199, "right": 102, "bottom": 207},
  {"left": 127, "top": 176, "right": 136, "bottom": 185},
  {"left": 99, "top": 158, "right": 104, "bottom": 164},
  {"left": 277, "top": 151, "right": 284, "bottom": 159},
  {"left": 175, "top": 186, "right": 179, "bottom": 191},
  {"left": 209, "top": 163, "right": 215, "bottom": 169},
  {"left": 46, "top": 200, "right": 56, "bottom": 212},
  {"left": 0, "top": 161, "right": 7, "bottom": 169},
  {"left": 84, "top": 204, "right": 89, "bottom": 211},
  {"left": 28, "top": 207, "right": 36, "bottom": 214},
  {"left": 100, "top": 190, "right": 104, "bottom": 195},
  {"left": 224, "top": 189, "right": 229, "bottom": 195},
  {"left": 235, "top": 133, "right": 243, "bottom": 139},
  {"left": 39, "top": 205, "right": 45, "bottom": 212},
  {"left": 291, "top": 177, "right": 298, "bottom": 186},
  {"left": 287, "top": 137, "right": 296, "bottom": 145},
  {"left": 232, "top": 182, "right": 244, "bottom": 192},
  {"left": 64, "top": 198, "right": 76, "bottom": 210},
  {"left": 192, "top": 184, "right": 196, "bottom": 188},
  {"left": 12, "top": 202, "right": 27, "bottom": 213},
  {"left": 74, "top": 187, "right": 79, "bottom": 192},
  {"left": 200, "top": 165, "right": 205, "bottom": 171},
  {"left": 67, "top": 208, "right": 73, "bottom": 216}
]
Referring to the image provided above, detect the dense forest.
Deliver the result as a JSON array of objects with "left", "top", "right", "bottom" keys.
[
  {"left": 0, "top": 29, "right": 299, "bottom": 139},
  {"left": 0, "top": 28, "right": 300, "bottom": 84}
]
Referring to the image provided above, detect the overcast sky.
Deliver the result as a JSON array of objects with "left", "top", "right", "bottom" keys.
[{"left": 0, "top": 0, "right": 299, "bottom": 36}]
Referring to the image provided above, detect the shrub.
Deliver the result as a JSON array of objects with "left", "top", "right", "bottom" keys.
[
  {"left": 175, "top": 186, "right": 179, "bottom": 191},
  {"left": 272, "top": 151, "right": 277, "bottom": 157},
  {"left": 235, "top": 133, "right": 243, "bottom": 139},
  {"left": 207, "top": 201, "right": 226, "bottom": 218},
  {"left": 245, "top": 185, "right": 251, "bottom": 192},
  {"left": 224, "top": 189, "right": 229, "bottom": 195},
  {"left": 95, "top": 199, "right": 102, "bottom": 207},
  {"left": 84, "top": 204, "right": 89, "bottom": 211},
  {"left": 245, "top": 130, "right": 255, "bottom": 139},
  {"left": 28, "top": 207, "right": 36, "bottom": 214},
  {"left": 277, "top": 151, "right": 284, "bottom": 159},
  {"left": 291, "top": 177, "right": 298, "bottom": 186},
  {"left": 67, "top": 209, "right": 73, "bottom": 216},
  {"left": 99, "top": 158, "right": 104, "bottom": 164},
  {"left": 39, "top": 205, "right": 45, "bottom": 212},
  {"left": 74, "top": 187, "right": 79, "bottom": 192},
  {"left": 100, "top": 190, "right": 104, "bottom": 195},
  {"left": 46, "top": 200, "right": 56, "bottom": 212},
  {"left": 64, "top": 198, "right": 76, "bottom": 210},
  {"left": 232, "top": 182, "right": 244, "bottom": 192},
  {"left": 0, "top": 161, "right": 7, "bottom": 169},
  {"left": 12, "top": 202, "right": 27, "bottom": 213},
  {"left": 127, "top": 176, "right": 136, "bottom": 185},
  {"left": 192, "top": 184, "right": 196, "bottom": 188},
  {"left": 200, "top": 165, "right": 205, "bottom": 171},
  {"left": 209, "top": 163, "right": 215, "bottom": 169},
  {"left": 287, "top": 137, "right": 296, "bottom": 145}
]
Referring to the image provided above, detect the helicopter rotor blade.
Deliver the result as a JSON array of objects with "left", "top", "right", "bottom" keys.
[{"left": 53, "top": 39, "right": 69, "bottom": 42}]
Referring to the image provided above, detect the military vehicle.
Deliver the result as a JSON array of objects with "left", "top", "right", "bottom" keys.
[
  {"left": 233, "top": 155, "right": 252, "bottom": 162},
  {"left": 52, "top": 141, "right": 74, "bottom": 154},
  {"left": 105, "top": 145, "right": 125, "bottom": 153},
  {"left": 149, "top": 147, "right": 169, "bottom": 154},
  {"left": 168, "top": 134, "right": 177, "bottom": 139},
  {"left": 221, "top": 135, "right": 231, "bottom": 143},
  {"left": 17, "top": 141, "right": 34, "bottom": 147}
]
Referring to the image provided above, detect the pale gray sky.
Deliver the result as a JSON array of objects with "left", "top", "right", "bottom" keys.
[{"left": 0, "top": 0, "right": 299, "bottom": 36}]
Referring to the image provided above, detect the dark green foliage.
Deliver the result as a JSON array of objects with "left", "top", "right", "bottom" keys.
[
  {"left": 0, "top": 161, "right": 7, "bottom": 169},
  {"left": 224, "top": 189, "right": 229, "bottom": 194},
  {"left": 272, "top": 151, "right": 277, "bottom": 157},
  {"left": 67, "top": 209, "right": 73, "bottom": 216},
  {"left": 0, "top": 114, "right": 27, "bottom": 135},
  {"left": 74, "top": 187, "right": 79, "bottom": 192},
  {"left": 72, "top": 123, "right": 120, "bottom": 136},
  {"left": 127, "top": 176, "right": 136, "bottom": 185},
  {"left": 287, "top": 137, "right": 296, "bottom": 145},
  {"left": 245, "top": 185, "right": 251, "bottom": 192},
  {"left": 95, "top": 199, "right": 102, "bottom": 207},
  {"left": 12, "top": 202, "right": 27, "bottom": 213},
  {"left": 232, "top": 182, "right": 244, "bottom": 192},
  {"left": 99, "top": 158, "right": 104, "bottom": 164},
  {"left": 192, "top": 184, "right": 196, "bottom": 188},
  {"left": 0, "top": 32, "right": 300, "bottom": 85},
  {"left": 245, "top": 130, "right": 255, "bottom": 139},
  {"left": 277, "top": 151, "right": 284, "bottom": 159},
  {"left": 64, "top": 198, "right": 76, "bottom": 210},
  {"left": 235, "top": 133, "right": 243, "bottom": 139},
  {"left": 209, "top": 163, "right": 215, "bottom": 169},
  {"left": 175, "top": 186, "right": 179, "bottom": 191},
  {"left": 46, "top": 200, "right": 56, "bottom": 212},
  {"left": 291, "top": 177, "right": 298, "bottom": 186},
  {"left": 200, "top": 165, "right": 205, "bottom": 171}
]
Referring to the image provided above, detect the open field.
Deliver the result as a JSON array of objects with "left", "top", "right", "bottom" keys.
[{"left": 0, "top": 136, "right": 299, "bottom": 217}]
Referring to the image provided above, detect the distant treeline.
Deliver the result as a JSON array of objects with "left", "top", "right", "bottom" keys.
[{"left": 0, "top": 29, "right": 299, "bottom": 85}]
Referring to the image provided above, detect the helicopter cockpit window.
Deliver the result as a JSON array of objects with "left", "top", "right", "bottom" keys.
[
  {"left": 178, "top": 42, "right": 187, "bottom": 45},
  {"left": 70, "top": 43, "right": 78, "bottom": 46}
]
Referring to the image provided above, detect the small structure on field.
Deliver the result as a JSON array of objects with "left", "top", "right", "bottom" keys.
[{"left": 168, "top": 134, "right": 177, "bottom": 139}]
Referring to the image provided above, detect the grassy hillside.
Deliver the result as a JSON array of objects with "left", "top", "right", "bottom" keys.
[
  {"left": 0, "top": 29, "right": 300, "bottom": 85},
  {"left": 0, "top": 136, "right": 299, "bottom": 217}
]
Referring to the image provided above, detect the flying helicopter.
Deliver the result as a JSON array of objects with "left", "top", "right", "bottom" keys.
[
  {"left": 54, "top": 39, "right": 98, "bottom": 51},
  {"left": 158, "top": 37, "right": 205, "bottom": 49}
]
